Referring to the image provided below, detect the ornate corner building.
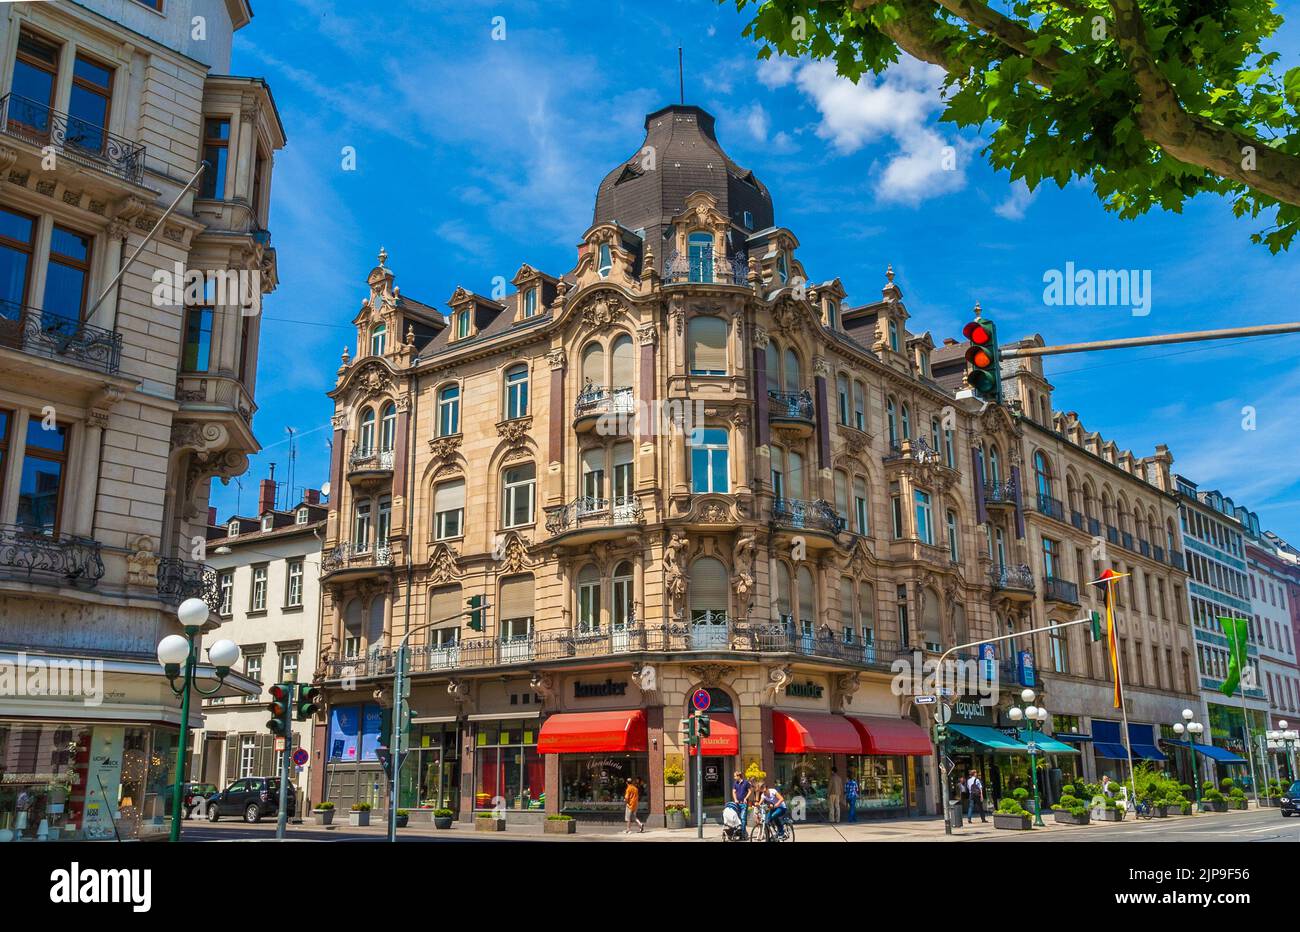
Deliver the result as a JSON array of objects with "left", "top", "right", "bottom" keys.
[
  {"left": 313, "top": 104, "right": 1199, "bottom": 826},
  {"left": 0, "top": 1, "right": 281, "bottom": 840}
]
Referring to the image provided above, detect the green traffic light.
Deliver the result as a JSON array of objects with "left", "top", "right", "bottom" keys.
[{"left": 467, "top": 594, "right": 484, "bottom": 632}]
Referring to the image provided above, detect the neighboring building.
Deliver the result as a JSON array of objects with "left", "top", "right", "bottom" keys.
[
  {"left": 0, "top": 0, "right": 281, "bottom": 841},
  {"left": 310, "top": 102, "right": 1207, "bottom": 827},
  {"left": 192, "top": 479, "right": 326, "bottom": 800},
  {"left": 1245, "top": 535, "right": 1300, "bottom": 782},
  {"left": 1172, "top": 478, "right": 1268, "bottom": 788}
]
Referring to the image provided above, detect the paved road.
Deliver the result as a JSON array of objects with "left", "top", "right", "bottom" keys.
[{"left": 180, "top": 807, "right": 1298, "bottom": 842}]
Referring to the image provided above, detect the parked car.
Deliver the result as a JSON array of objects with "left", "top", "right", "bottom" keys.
[
  {"left": 1281, "top": 780, "right": 1300, "bottom": 817},
  {"left": 181, "top": 782, "right": 218, "bottom": 819},
  {"left": 205, "top": 777, "right": 297, "bottom": 823}
]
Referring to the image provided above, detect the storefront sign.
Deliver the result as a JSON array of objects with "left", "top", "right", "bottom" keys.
[
  {"left": 979, "top": 643, "right": 997, "bottom": 683},
  {"left": 1017, "top": 651, "right": 1035, "bottom": 688},
  {"left": 952, "top": 699, "right": 994, "bottom": 726},
  {"left": 785, "top": 681, "right": 824, "bottom": 699},
  {"left": 573, "top": 678, "right": 628, "bottom": 698}
]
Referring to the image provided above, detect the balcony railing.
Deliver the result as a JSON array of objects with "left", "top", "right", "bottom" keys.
[
  {"left": 983, "top": 478, "right": 1019, "bottom": 505},
  {"left": 663, "top": 250, "right": 749, "bottom": 285},
  {"left": 1087, "top": 517, "right": 1101, "bottom": 536},
  {"left": 1, "top": 93, "right": 146, "bottom": 184},
  {"left": 1153, "top": 544, "right": 1165, "bottom": 563},
  {"left": 574, "top": 385, "right": 634, "bottom": 419},
  {"left": 767, "top": 389, "right": 814, "bottom": 421},
  {"left": 1168, "top": 549, "right": 1185, "bottom": 570},
  {"left": 1106, "top": 525, "right": 1119, "bottom": 545},
  {"left": 321, "top": 541, "right": 394, "bottom": 575},
  {"left": 1070, "top": 510, "right": 1085, "bottom": 531},
  {"left": 1044, "top": 576, "right": 1080, "bottom": 604},
  {"left": 772, "top": 498, "right": 845, "bottom": 535},
  {"left": 1121, "top": 530, "right": 1134, "bottom": 551},
  {"left": 1138, "top": 539, "right": 1151, "bottom": 558},
  {"left": 989, "top": 562, "right": 1035, "bottom": 593},
  {"left": 1036, "top": 493, "right": 1065, "bottom": 521},
  {"left": 348, "top": 445, "right": 395, "bottom": 470},
  {"left": 545, "top": 495, "right": 643, "bottom": 535},
  {"left": 0, "top": 301, "right": 123, "bottom": 375},
  {"left": 176, "top": 375, "right": 255, "bottom": 425},
  {"left": 885, "top": 436, "right": 942, "bottom": 466},
  {"left": 0, "top": 523, "right": 104, "bottom": 587},
  {"left": 321, "top": 623, "right": 906, "bottom": 680},
  {"left": 156, "top": 558, "right": 219, "bottom": 609}
]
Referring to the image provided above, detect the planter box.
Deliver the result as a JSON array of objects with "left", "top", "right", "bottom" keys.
[
  {"left": 1053, "top": 810, "right": 1090, "bottom": 825},
  {"left": 666, "top": 810, "right": 687, "bottom": 830},
  {"left": 1150, "top": 805, "right": 1169, "bottom": 818},
  {"left": 395, "top": 814, "right": 409, "bottom": 828},
  {"left": 348, "top": 810, "right": 370, "bottom": 827},
  {"left": 475, "top": 817, "right": 506, "bottom": 832},
  {"left": 433, "top": 816, "right": 454, "bottom": 830},
  {"left": 993, "top": 813, "right": 1033, "bottom": 831},
  {"left": 544, "top": 819, "right": 576, "bottom": 835},
  {"left": 1226, "top": 798, "right": 1247, "bottom": 810},
  {"left": 1260, "top": 797, "right": 1282, "bottom": 808},
  {"left": 1091, "top": 807, "right": 1124, "bottom": 822},
  {"left": 311, "top": 809, "right": 334, "bottom": 826},
  {"left": 1201, "top": 800, "right": 1227, "bottom": 813}
]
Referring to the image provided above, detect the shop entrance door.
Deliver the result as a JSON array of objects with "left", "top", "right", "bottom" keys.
[{"left": 693, "top": 756, "right": 732, "bottom": 823}]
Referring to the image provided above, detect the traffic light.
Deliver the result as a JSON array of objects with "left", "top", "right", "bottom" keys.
[
  {"left": 680, "top": 716, "right": 697, "bottom": 746},
  {"left": 467, "top": 594, "right": 484, "bottom": 632},
  {"left": 296, "top": 685, "right": 321, "bottom": 721},
  {"left": 962, "top": 311, "right": 1001, "bottom": 403},
  {"left": 934, "top": 723, "right": 948, "bottom": 742},
  {"left": 1090, "top": 610, "right": 1103, "bottom": 642},
  {"left": 696, "top": 713, "right": 711, "bottom": 738},
  {"left": 266, "top": 684, "right": 290, "bottom": 736}
]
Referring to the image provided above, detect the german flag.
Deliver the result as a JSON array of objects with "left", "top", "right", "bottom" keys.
[{"left": 1093, "top": 568, "right": 1123, "bottom": 708}]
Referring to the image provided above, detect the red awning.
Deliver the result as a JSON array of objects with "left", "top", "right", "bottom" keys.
[
  {"left": 771, "top": 711, "right": 864, "bottom": 754},
  {"left": 848, "top": 716, "right": 933, "bottom": 756},
  {"left": 688, "top": 712, "right": 739, "bottom": 757},
  {"left": 538, "top": 710, "right": 648, "bottom": 754}
]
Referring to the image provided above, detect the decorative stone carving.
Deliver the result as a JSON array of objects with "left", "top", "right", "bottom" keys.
[
  {"left": 687, "top": 664, "right": 735, "bottom": 688},
  {"left": 497, "top": 534, "right": 530, "bottom": 574},
  {"left": 731, "top": 531, "right": 756, "bottom": 612},
  {"left": 765, "top": 664, "right": 793, "bottom": 700},
  {"left": 631, "top": 664, "right": 658, "bottom": 693},
  {"left": 751, "top": 325, "right": 769, "bottom": 349},
  {"left": 663, "top": 532, "right": 687, "bottom": 617},
  {"left": 637, "top": 324, "right": 657, "bottom": 346},
  {"left": 699, "top": 502, "right": 729, "bottom": 523},
  {"left": 350, "top": 361, "right": 394, "bottom": 400},
  {"left": 833, "top": 672, "right": 861, "bottom": 710},
  {"left": 529, "top": 671, "right": 555, "bottom": 706},
  {"left": 447, "top": 680, "right": 472, "bottom": 706},
  {"left": 813, "top": 355, "right": 831, "bottom": 379},
  {"left": 427, "top": 434, "right": 462, "bottom": 462},
  {"left": 496, "top": 417, "right": 533, "bottom": 449},
  {"left": 580, "top": 294, "right": 621, "bottom": 331},
  {"left": 126, "top": 536, "right": 159, "bottom": 587},
  {"left": 427, "top": 543, "right": 461, "bottom": 584},
  {"left": 546, "top": 349, "right": 566, "bottom": 370}
]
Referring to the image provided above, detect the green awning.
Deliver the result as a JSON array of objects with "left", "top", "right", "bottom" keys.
[
  {"left": 948, "top": 724, "right": 1031, "bottom": 752},
  {"left": 1017, "top": 730, "right": 1082, "bottom": 754}
]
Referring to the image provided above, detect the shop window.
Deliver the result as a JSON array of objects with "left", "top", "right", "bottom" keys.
[
  {"left": 561, "top": 755, "right": 650, "bottom": 815},
  {"left": 474, "top": 720, "right": 543, "bottom": 811}
]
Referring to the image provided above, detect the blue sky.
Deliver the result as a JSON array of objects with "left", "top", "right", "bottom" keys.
[{"left": 215, "top": 0, "right": 1300, "bottom": 543}]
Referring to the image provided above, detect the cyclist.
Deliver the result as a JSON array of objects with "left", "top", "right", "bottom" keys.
[{"left": 759, "top": 783, "right": 790, "bottom": 840}]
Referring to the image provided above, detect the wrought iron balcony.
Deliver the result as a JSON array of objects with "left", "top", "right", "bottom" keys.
[
  {"left": 1168, "top": 549, "right": 1185, "bottom": 571},
  {"left": 348, "top": 445, "right": 395, "bottom": 470},
  {"left": 1087, "top": 516, "right": 1101, "bottom": 536},
  {"left": 983, "top": 478, "right": 1019, "bottom": 505},
  {"left": 1070, "top": 510, "right": 1085, "bottom": 531},
  {"left": 545, "top": 495, "right": 644, "bottom": 536},
  {"left": 0, "top": 523, "right": 104, "bottom": 587},
  {"left": 989, "top": 562, "right": 1035, "bottom": 593},
  {"left": 321, "top": 541, "right": 394, "bottom": 576},
  {"left": 573, "top": 384, "right": 634, "bottom": 428},
  {"left": 0, "top": 301, "right": 123, "bottom": 375},
  {"left": 1106, "top": 525, "right": 1119, "bottom": 545},
  {"left": 1153, "top": 544, "right": 1165, "bottom": 563},
  {"left": 885, "top": 436, "right": 942, "bottom": 466},
  {"left": 663, "top": 249, "right": 749, "bottom": 285},
  {"left": 767, "top": 389, "right": 814, "bottom": 421},
  {"left": 1121, "top": 530, "right": 1134, "bottom": 550},
  {"left": 156, "top": 558, "right": 219, "bottom": 609},
  {"left": 1044, "top": 576, "right": 1080, "bottom": 605},
  {"left": 1138, "top": 538, "right": 1151, "bottom": 558},
  {"left": 1, "top": 93, "right": 146, "bottom": 185},
  {"left": 1035, "top": 493, "right": 1065, "bottom": 521},
  {"left": 772, "top": 498, "right": 845, "bottom": 535}
]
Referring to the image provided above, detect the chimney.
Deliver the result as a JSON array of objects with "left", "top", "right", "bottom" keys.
[
  {"left": 258, "top": 479, "right": 276, "bottom": 515},
  {"left": 943, "top": 338, "right": 957, "bottom": 346},
  {"left": 303, "top": 488, "right": 320, "bottom": 505},
  {"left": 207, "top": 506, "right": 217, "bottom": 527}
]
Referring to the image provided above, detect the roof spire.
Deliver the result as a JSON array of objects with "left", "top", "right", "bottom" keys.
[
  {"left": 378, "top": 245, "right": 388, "bottom": 268},
  {"left": 882, "top": 264, "right": 902, "bottom": 302}
]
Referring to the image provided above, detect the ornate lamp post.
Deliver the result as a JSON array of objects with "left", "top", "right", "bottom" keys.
[
  {"left": 1007, "top": 687, "right": 1047, "bottom": 827},
  {"left": 157, "top": 597, "right": 240, "bottom": 842},
  {"left": 1268, "top": 720, "right": 1299, "bottom": 782},
  {"left": 1172, "top": 708, "right": 1204, "bottom": 811}
]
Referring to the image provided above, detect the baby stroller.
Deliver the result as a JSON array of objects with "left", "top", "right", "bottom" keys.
[{"left": 721, "top": 802, "right": 748, "bottom": 841}]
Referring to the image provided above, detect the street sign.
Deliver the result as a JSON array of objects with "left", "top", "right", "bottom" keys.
[
  {"left": 293, "top": 747, "right": 309, "bottom": 767},
  {"left": 914, "top": 695, "right": 937, "bottom": 705},
  {"left": 940, "top": 755, "right": 955, "bottom": 774},
  {"left": 691, "top": 688, "right": 711, "bottom": 712},
  {"left": 274, "top": 737, "right": 286, "bottom": 753},
  {"left": 934, "top": 705, "right": 952, "bottom": 724}
]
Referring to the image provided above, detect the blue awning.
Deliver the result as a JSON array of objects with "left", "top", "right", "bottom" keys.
[
  {"left": 1128, "top": 723, "right": 1166, "bottom": 762},
  {"left": 1163, "top": 739, "right": 1246, "bottom": 764},
  {"left": 1053, "top": 732, "right": 1093, "bottom": 742},
  {"left": 1093, "top": 742, "right": 1131, "bottom": 760}
]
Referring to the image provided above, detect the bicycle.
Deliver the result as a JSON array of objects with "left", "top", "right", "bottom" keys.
[
  {"left": 1134, "top": 799, "right": 1153, "bottom": 820},
  {"left": 750, "top": 802, "right": 796, "bottom": 842}
]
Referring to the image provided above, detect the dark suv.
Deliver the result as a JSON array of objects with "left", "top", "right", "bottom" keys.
[
  {"left": 205, "top": 777, "right": 297, "bottom": 823},
  {"left": 181, "top": 782, "right": 218, "bottom": 819},
  {"left": 1282, "top": 780, "right": 1300, "bottom": 817}
]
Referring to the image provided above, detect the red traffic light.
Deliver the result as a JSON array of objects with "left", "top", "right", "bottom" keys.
[
  {"left": 966, "top": 346, "right": 992, "bottom": 369},
  {"left": 962, "top": 320, "right": 991, "bottom": 345},
  {"left": 268, "top": 684, "right": 288, "bottom": 702}
]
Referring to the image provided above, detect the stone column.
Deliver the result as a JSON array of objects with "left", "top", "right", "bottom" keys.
[
  {"left": 544, "top": 749, "right": 561, "bottom": 816},
  {"left": 647, "top": 704, "right": 665, "bottom": 827},
  {"left": 328, "top": 415, "right": 347, "bottom": 512},
  {"left": 546, "top": 350, "right": 566, "bottom": 506},
  {"left": 813, "top": 356, "right": 832, "bottom": 499},
  {"left": 753, "top": 328, "right": 770, "bottom": 447}
]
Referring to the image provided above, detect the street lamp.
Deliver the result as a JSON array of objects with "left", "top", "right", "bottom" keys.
[
  {"left": 1008, "top": 687, "right": 1048, "bottom": 827},
  {"left": 1268, "top": 720, "right": 1299, "bottom": 782},
  {"left": 157, "top": 597, "right": 240, "bottom": 842},
  {"left": 1172, "top": 708, "right": 1204, "bottom": 812}
]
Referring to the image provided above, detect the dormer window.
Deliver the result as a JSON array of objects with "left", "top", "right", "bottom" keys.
[
  {"left": 888, "top": 319, "right": 900, "bottom": 353},
  {"left": 261, "top": 515, "right": 274, "bottom": 531},
  {"left": 688, "top": 232, "right": 714, "bottom": 283},
  {"left": 919, "top": 351, "right": 930, "bottom": 377},
  {"left": 826, "top": 300, "right": 838, "bottom": 330},
  {"left": 369, "top": 323, "right": 387, "bottom": 356},
  {"left": 598, "top": 243, "right": 613, "bottom": 278},
  {"left": 742, "top": 210, "right": 754, "bottom": 230},
  {"left": 227, "top": 521, "right": 239, "bottom": 537},
  {"left": 456, "top": 309, "right": 470, "bottom": 340},
  {"left": 523, "top": 286, "right": 538, "bottom": 318},
  {"left": 777, "top": 251, "right": 789, "bottom": 284},
  {"left": 296, "top": 507, "right": 309, "bottom": 524}
]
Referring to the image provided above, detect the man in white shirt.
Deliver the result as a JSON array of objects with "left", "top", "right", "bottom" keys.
[{"left": 965, "top": 770, "right": 987, "bottom": 822}]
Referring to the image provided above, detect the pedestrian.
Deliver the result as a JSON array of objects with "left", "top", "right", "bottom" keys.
[
  {"left": 844, "top": 770, "right": 859, "bottom": 823},
  {"left": 623, "top": 777, "right": 643, "bottom": 833},
  {"left": 731, "top": 769, "right": 752, "bottom": 833},
  {"left": 966, "top": 769, "right": 987, "bottom": 822},
  {"left": 1102, "top": 775, "right": 1115, "bottom": 798},
  {"left": 828, "top": 766, "right": 844, "bottom": 822}
]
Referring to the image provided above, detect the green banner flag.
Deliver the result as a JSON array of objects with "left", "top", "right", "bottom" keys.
[{"left": 1217, "top": 616, "right": 1249, "bottom": 697}]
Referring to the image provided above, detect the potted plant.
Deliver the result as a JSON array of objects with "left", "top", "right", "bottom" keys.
[
  {"left": 1201, "top": 787, "right": 1227, "bottom": 812},
  {"left": 545, "top": 814, "right": 576, "bottom": 835},
  {"left": 993, "top": 789, "right": 1033, "bottom": 830},
  {"left": 433, "top": 808, "right": 455, "bottom": 830},
  {"left": 1051, "top": 787, "right": 1091, "bottom": 825},
  {"left": 348, "top": 802, "right": 371, "bottom": 827},
  {"left": 1227, "top": 787, "right": 1247, "bottom": 810},
  {"left": 395, "top": 809, "right": 409, "bottom": 828},
  {"left": 1091, "top": 794, "right": 1125, "bottom": 821},
  {"left": 475, "top": 811, "right": 506, "bottom": 832},
  {"left": 312, "top": 801, "right": 335, "bottom": 826},
  {"left": 1262, "top": 780, "right": 1283, "bottom": 807},
  {"left": 665, "top": 805, "right": 689, "bottom": 830}
]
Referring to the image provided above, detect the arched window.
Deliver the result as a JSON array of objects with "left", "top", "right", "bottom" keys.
[
  {"left": 688, "top": 231, "right": 713, "bottom": 282},
  {"left": 826, "top": 299, "right": 838, "bottom": 330},
  {"left": 836, "top": 375, "right": 849, "bottom": 425},
  {"left": 989, "top": 446, "right": 1001, "bottom": 483},
  {"left": 689, "top": 557, "right": 729, "bottom": 631},
  {"left": 921, "top": 587, "right": 942, "bottom": 651},
  {"left": 504, "top": 364, "right": 529, "bottom": 419},
  {"left": 597, "top": 242, "right": 612, "bottom": 277},
  {"left": 612, "top": 561, "right": 635, "bottom": 629},
  {"left": 852, "top": 381, "right": 866, "bottom": 431},
  {"left": 502, "top": 462, "right": 535, "bottom": 527},
  {"left": 437, "top": 385, "right": 459, "bottom": 436},
  {"left": 358, "top": 407, "right": 376, "bottom": 454},
  {"left": 1034, "top": 450, "right": 1053, "bottom": 500},
  {"left": 783, "top": 347, "right": 801, "bottom": 393},
  {"left": 887, "top": 398, "right": 897, "bottom": 445},
  {"left": 522, "top": 285, "right": 538, "bottom": 318},
  {"left": 690, "top": 427, "right": 729, "bottom": 493},
  {"left": 901, "top": 403, "right": 911, "bottom": 440},
  {"left": 577, "top": 565, "right": 601, "bottom": 633},
  {"left": 455, "top": 309, "right": 470, "bottom": 340},
  {"left": 689, "top": 316, "right": 728, "bottom": 375},
  {"left": 888, "top": 319, "right": 899, "bottom": 352},
  {"left": 946, "top": 509, "right": 960, "bottom": 562},
  {"left": 581, "top": 341, "right": 605, "bottom": 388},
  {"left": 379, "top": 402, "right": 396, "bottom": 453},
  {"left": 611, "top": 333, "right": 634, "bottom": 390},
  {"left": 369, "top": 323, "right": 386, "bottom": 356}
]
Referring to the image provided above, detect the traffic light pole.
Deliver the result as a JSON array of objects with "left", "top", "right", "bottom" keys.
[
  {"left": 388, "top": 639, "right": 406, "bottom": 844},
  {"left": 276, "top": 690, "right": 292, "bottom": 840},
  {"left": 999, "top": 321, "right": 1300, "bottom": 359},
  {"left": 695, "top": 713, "right": 704, "bottom": 840}
]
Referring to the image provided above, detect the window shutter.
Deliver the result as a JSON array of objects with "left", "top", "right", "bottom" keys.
[
  {"left": 223, "top": 736, "right": 238, "bottom": 786},
  {"left": 840, "top": 577, "right": 855, "bottom": 628},
  {"left": 434, "top": 479, "right": 465, "bottom": 512},
  {"left": 858, "top": 583, "right": 875, "bottom": 627},
  {"left": 429, "top": 584, "right": 462, "bottom": 625},
  {"left": 612, "top": 443, "right": 634, "bottom": 467},
  {"left": 797, "top": 567, "right": 816, "bottom": 623},
  {"left": 581, "top": 448, "right": 604, "bottom": 476},
  {"left": 255, "top": 734, "right": 273, "bottom": 776},
  {"left": 777, "top": 564, "right": 792, "bottom": 617},
  {"left": 691, "top": 317, "right": 727, "bottom": 372},
  {"left": 689, "top": 558, "right": 728, "bottom": 612},
  {"left": 611, "top": 336, "right": 634, "bottom": 387},
  {"left": 581, "top": 343, "right": 604, "bottom": 384},
  {"left": 498, "top": 574, "right": 535, "bottom": 620}
]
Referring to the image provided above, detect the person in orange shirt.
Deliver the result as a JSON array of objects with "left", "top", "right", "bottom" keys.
[{"left": 623, "top": 777, "right": 644, "bottom": 833}]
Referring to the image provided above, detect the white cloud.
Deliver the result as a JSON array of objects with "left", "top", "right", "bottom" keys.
[
  {"left": 757, "top": 55, "right": 797, "bottom": 89},
  {"left": 994, "top": 180, "right": 1037, "bottom": 220},
  {"left": 743, "top": 103, "right": 770, "bottom": 143}
]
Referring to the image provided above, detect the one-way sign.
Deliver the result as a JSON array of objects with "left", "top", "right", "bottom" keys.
[{"left": 913, "top": 695, "right": 937, "bottom": 704}]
